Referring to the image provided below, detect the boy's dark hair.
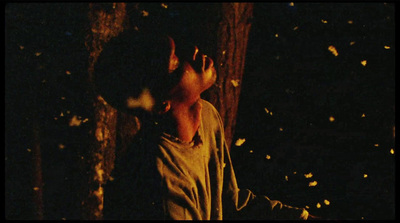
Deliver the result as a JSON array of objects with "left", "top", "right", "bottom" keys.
[{"left": 94, "top": 30, "right": 179, "bottom": 114}]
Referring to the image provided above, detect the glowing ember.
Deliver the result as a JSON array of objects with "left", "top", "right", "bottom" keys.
[
  {"left": 328, "top": 46, "right": 339, "bottom": 56},
  {"left": 304, "top": 172, "right": 313, "bottom": 178},
  {"left": 235, "top": 138, "right": 246, "bottom": 146},
  {"left": 324, "top": 199, "right": 330, "bottom": 205},
  {"left": 141, "top": 10, "right": 149, "bottom": 17},
  {"left": 361, "top": 60, "right": 367, "bottom": 66},
  {"left": 69, "top": 115, "right": 82, "bottom": 127},
  {"left": 329, "top": 116, "right": 335, "bottom": 122},
  {"left": 126, "top": 88, "right": 155, "bottom": 111},
  {"left": 309, "top": 181, "right": 318, "bottom": 187},
  {"left": 231, "top": 79, "right": 240, "bottom": 87}
]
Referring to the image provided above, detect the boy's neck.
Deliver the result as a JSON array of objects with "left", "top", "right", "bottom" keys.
[{"left": 166, "top": 98, "right": 203, "bottom": 143}]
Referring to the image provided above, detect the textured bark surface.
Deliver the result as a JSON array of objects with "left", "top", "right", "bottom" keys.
[
  {"left": 207, "top": 3, "right": 254, "bottom": 150},
  {"left": 83, "top": 3, "right": 127, "bottom": 220}
]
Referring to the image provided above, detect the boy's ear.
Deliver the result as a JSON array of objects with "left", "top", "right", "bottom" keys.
[{"left": 157, "top": 100, "right": 171, "bottom": 115}]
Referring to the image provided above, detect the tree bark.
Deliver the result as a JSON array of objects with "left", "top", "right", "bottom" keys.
[
  {"left": 83, "top": 3, "right": 127, "bottom": 220},
  {"left": 206, "top": 3, "right": 254, "bottom": 150}
]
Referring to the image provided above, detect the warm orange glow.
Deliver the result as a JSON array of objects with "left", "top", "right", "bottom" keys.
[
  {"left": 33, "top": 187, "right": 40, "bottom": 191},
  {"left": 390, "top": 148, "right": 394, "bottom": 154},
  {"left": 65, "top": 70, "right": 71, "bottom": 75},
  {"left": 350, "top": 41, "right": 356, "bottom": 46},
  {"left": 193, "top": 46, "right": 199, "bottom": 60},
  {"left": 126, "top": 88, "right": 155, "bottom": 111},
  {"left": 35, "top": 52, "right": 42, "bottom": 56},
  {"left": 316, "top": 203, "right": 321, "bottom": 208},
  {"left": 328, "top": 46, "right": 339, "bottom": 56},
  {"left": 361, "top": 60, "right": 367, "bottom": 66},
  {"left": 231, "top": 79, "right": 240, "bottom": 88},
  {"left": 19, "top": 45, "right": 24, "bottom": 50},
  {"left": 384, "top": 45, "right": 391, "bottom": 49},
  {"left": 58, "top": 144, "right": 65, "bottom": 150},
  {"left": 235, "top": 138, "right": 246, "bottom": 146},
  {"left": 329, "top": 116, "right": 335, "bottom": 122},
  {"left": 324, "top": 199, "right": 330, "bottom": 205},
  {"left": 266, "top": 155, "right": 271, "bottom": 160},
  {"left": 141, "top": 10, "right": 149, "bottom": 17},
  {"left": 374, "top": 144, "right": 379, "bottom": 147},
  {"left": 361, "top": 113, "right": 366, "bottom": 118},
  {"left": 69, "top": 115, "right": 82, "bottom": 127},
  {"left": 94, "top": 161, "right": 105, "bottom": 182},
  {"left": 364, "top": 174, "right": 368, "bottom": 178},
  {"left": 93, "top": 186, "right": 104, "bottom": 217},
  {"left": 321, "top": 19, "right": 328, "bottom": 24},
  {"left": 348, "top": 20, "right": 354, "bottom": 24},
  {"left": 285, "top": 176, "right": 289, "bottom": 181},
  {"left": 161, "top": 3, "right": 168, "bottom": 8},
  {"left": 309, "top": 181, "right": 318, "bottom": 187},
  {"left": 304, "top": 172, "right": 313, "bottom": 178}
]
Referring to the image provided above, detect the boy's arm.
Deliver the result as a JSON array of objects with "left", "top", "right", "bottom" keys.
[{"left": 221, "top": 142, "right": 309, "bottom": 220}]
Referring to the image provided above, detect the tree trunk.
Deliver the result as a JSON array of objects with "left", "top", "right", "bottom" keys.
[
  {"left": 206, "top": 3, "right": 254, "bottom": 150},
  {"left": 83, "top": 3, "right": 128, "bottom": 220}
]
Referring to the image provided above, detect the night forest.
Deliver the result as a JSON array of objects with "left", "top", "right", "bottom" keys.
[{"left": 5, "top": 3, "right": 395, "bottom": 220}]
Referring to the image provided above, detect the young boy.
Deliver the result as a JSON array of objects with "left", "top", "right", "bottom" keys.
[{"left": 95, "top": 30, "right": 311, "bottom": 220}]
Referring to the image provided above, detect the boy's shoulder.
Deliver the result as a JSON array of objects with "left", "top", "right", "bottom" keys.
[
  {"left": 200, "top": 99, "right": 219, "bottom": 117},
  {"left": 200, "top": 99, "right": 224, "bottom": 129}
]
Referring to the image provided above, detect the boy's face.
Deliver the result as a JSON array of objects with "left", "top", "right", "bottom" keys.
[{"left": 167, "top": 37, "right": 217, "bottom": 103}]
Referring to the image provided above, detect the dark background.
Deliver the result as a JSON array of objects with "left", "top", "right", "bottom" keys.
[{"left": 5, "top": 3, "right": 395, "bottom": 220}]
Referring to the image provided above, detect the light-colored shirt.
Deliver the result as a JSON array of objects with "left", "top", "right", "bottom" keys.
[{"left": 104, "top": 99, "right": 308, "bottom": 220}]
